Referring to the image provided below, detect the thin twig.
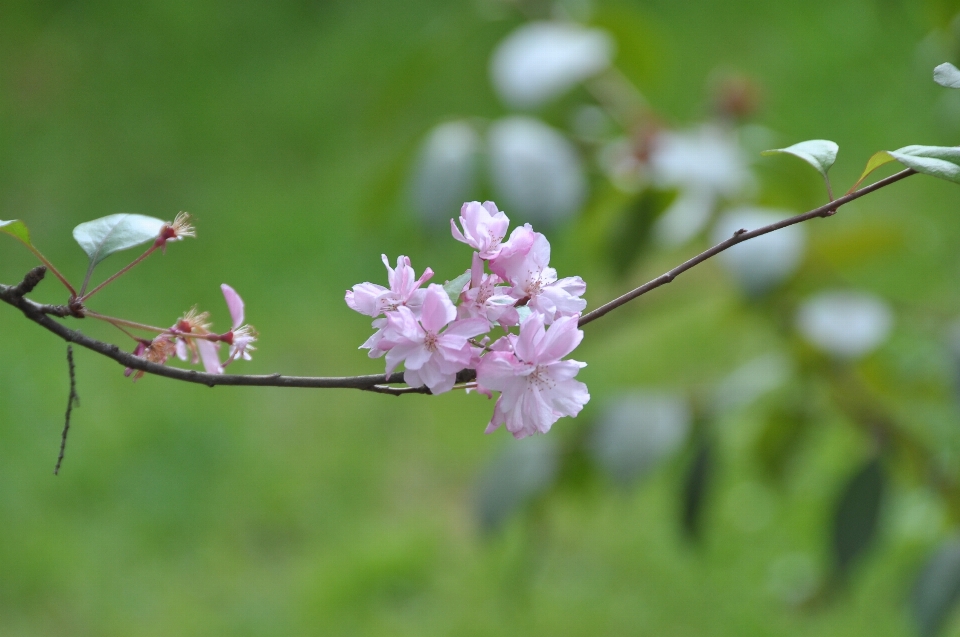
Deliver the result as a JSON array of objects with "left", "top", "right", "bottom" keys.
[
  {"left": 578, "top": 168, "right": 915, "bottom": 327},
  {"left": 80, "top": 245, "right": 158, "bottom": 302},
  {"left": 54, "top": 345, "right": 80, "bottom": 475}
]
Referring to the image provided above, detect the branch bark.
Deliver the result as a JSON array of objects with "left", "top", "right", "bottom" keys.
[{"left": 0, "top": 168, "right": 916, "bottom": 391}]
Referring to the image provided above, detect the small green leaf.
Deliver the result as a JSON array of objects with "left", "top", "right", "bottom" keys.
[
  {"left": 72, "top": 213, "right": 166, "bottom": 267},
  {"left": 0, "top": 219, "right": 32, "bottom": 246},
  {"left": 934, "top": 63, "right": 960, "bottom": 89},
  {"left": 850, "top": 151, "right": 898, "bottom": 191},
  {"left": 762, "top": 139, "right": 839, "bottom": 178},
  {"left": 884, "top": 145, "right": 960, "bottom": 185},
  {"left": 442, "top": 270, "right": 471, "bottom": 304}
]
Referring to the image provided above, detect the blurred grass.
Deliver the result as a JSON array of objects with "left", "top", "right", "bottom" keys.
[{"left": 1, "top": 0, "right": 960, "bottom": 634}]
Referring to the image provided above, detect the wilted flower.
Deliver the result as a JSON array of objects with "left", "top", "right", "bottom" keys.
[
  {"left": 220, "top": 283, "right": 257, "bottom": 366},
  {"left": 155, "top": 211, "right": 196, "bottom": 250}
]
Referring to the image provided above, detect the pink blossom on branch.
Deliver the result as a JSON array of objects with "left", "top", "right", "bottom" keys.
[
  {"left": 450, "top": 201, "right": 510, "bottom": 259},
  {"left": 345, "top": 255, "right": 434, "bottom": 317},
  {"left": 477, "top": 313, "right": 589, "bottom": 439},
  {"left": 457, "top": 252, "right": 519, "bottom": 325},
  {"left": 378, "top": 284, "right": 489, "bottom": 394},
  {"left": 490, "top": 226, "right": 586, "bottom": 323}
]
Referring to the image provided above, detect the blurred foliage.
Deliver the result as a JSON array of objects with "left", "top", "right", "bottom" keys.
[{"left": 3, "top": 0, "right": 960, "bottom": 635}]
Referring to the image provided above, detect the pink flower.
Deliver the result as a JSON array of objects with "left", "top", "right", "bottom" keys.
[
  {"left": 458, "top": 252, "right": 519, "bottom": 325},
  {"left": 451, "top": 201, "right": 510, "bottom": 259},
  {"left": 477, "top": 313, "right": 589, "bottom": 438},
  {"left": 220, "top": 284, "right": 257, "bottom": 367},
  {"left": 490, "top": 228, "right": 586, "bottom": 323},
  {"left": 345, "top": 254, "right": 434, "bottom": 317},
  {"left": 488, "top": 223, "right": 537, "bottom": 281},
  {"left": 379, "top": 284, "right": 489, "bottom": 394}
]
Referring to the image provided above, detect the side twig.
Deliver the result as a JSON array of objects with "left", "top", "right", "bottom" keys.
[{"left": 54, "top": 345, "right": 80, "bottom": 475}]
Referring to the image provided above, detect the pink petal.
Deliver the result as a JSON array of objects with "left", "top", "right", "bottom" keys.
[
  {"left": 197, "top": 339, "right": 223, "bottom": 374},
  {"left": 536, "top": 315, "right": 583, "bottom": 363},
  {"left": 419, "top": 285, "right": 457, "bottom": 333},
  {"left": 221, "top": 284, "right": 245, "bottom": 330}
]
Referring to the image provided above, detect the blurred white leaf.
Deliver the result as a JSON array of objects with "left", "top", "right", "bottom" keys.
[
  {"left": 410, "top": 121, "right": 481, "bottom": 224},
  {"left": 652, "top": 188, "right": 715, "bottom": 246},
  {"left": 588, "top": 391, "right": 691, "bottom": 486},
  {"left": 649, "top": 125, "right": 753, "bottom": 197},
  {"left": 488, "top": 116, "right": 586, "bottom": 226},
  {"left": 712, "top": 353, "right": 793, "bottom": 414},
  {"left": 475, "top": 436, "right": 559, "bottom": 533},
  {"left": 796, "top": 291, "right": 894, "bottom": 359},
  {"left": 490, "top": 22, "right": 614, "bottom": 109},
  {"left": 711, "top": 207, "right": 806, "bottom": 295}
]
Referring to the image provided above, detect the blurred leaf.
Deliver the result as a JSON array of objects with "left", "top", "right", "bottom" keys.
[
  {"left": 410, "top": 121, "right": 481, "bottom": 226},
  {"left": 934, "top": 63, "right": 960, "bottom": 88},
  {"left": 442, "top": 270, "right": 471, "bottom": 304},
  {"left": 912, "top": 535, "right": 960, "bottom": 637},
  {"left": 490, "top": 22, "right": 614, "bottom": 109},
  {"left": 0, "top": 219, "right": 32, "bottom": 246},
  {"left": 475, "top": 437, "right": 559, "bottom": 534},
  {"left": 607, "top": 188, "right": 676, "bottom": 275},
  {"left": 754, "top": 405, "right": 811, "bottom": 481},
  {"left": 762, "top": 139, "right": 839, "bottom": 179},
  {"left": 882, "top": 145, "right": 960, "bottom": 185},
  {"left": 681, "top": 437, "right": 714, "bottom": 540},
  {"left": 72, "top": 214, "right": 166, "bottom": 268},
  {"left": 487, "top": 116, "right": 586, "bottom": 227},
  {"left": 832, "top": 457, "right": 885, "bottom": 578},
  {"left": 795, "top": 291, "right": 894, "bottom": 360},
  {"left": 588, "top": 391, "right": 691, "bottom": 486},
  {"left": 712, "top": 207, "right": 806, "bottom": 296}
]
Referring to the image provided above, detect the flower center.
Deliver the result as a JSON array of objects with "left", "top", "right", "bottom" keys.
[
  {"left": 528, "top": 365, "right": 555, "bottom": 391},
  {"left": 424, "top": 331, "right": 439, "bottom": 352}
]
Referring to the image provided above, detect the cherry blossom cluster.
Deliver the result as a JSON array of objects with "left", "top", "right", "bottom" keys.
[{"left": 345, "top": 201, "right": 590, "bottom": 438}]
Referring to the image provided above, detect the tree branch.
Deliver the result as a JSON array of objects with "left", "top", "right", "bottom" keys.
[
  {"left": 578, "top": 168, "right": 915, "bottom": 327},
  {"left": 0, "top": 168, "right": 915, "bottom": 389}
]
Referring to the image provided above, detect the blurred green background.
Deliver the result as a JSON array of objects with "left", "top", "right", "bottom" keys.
[{"left": 3, "top": 0, "right": 960, "bottom": 635}]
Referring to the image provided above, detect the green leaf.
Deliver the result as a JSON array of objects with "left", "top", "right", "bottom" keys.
[
  {"left": 762, "top": 139, "right": 839, "bottom": 178},
  {"left": 681, "top": 436, "right": 713, "bottom": 540},
  {"left": 850, "top": 150, "right": 898, "bottom": 191},
  {"left": 912, "top": 536, "right": 960, "bottom": 637},
  {"left": 934, "top": 63, "right": 960, "bottom": 89},
  {"left": 832, "top": 457, "right": 885, "bottom": 579},
  {"left": 607, "top": 187, "right": 677, "bottom": 276},
  {"left": 442, "top": 270, "right": 471, "bottom": 304},
  {"left": 884, "top": 145, "right": 960, "bottom": 184},
  {"left": 0, "top": 219, "right": 32, "bottom": 246},
  {"left": 72, "top": 213, "right": 166, "bottom": 267}
]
